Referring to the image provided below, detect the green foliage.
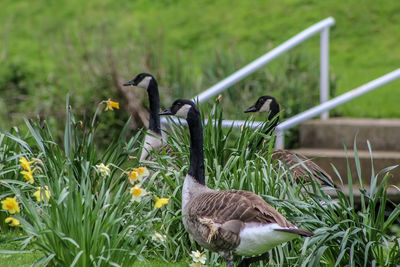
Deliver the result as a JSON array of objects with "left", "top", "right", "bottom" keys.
[
  {"left": 297, "top": 147, "right": 400, "bottom": 266},
  {"left": 0, "top": 96, "right": 161, "bottom": 266},
  {"left": 2, "top": 0, "right": 400, "bottom": 139},
  {"left": 145, "top": 102, "right": 400, "bottom": 266},
  {"left": 0, "top": 97, "right": 399, "bottom": 266}
]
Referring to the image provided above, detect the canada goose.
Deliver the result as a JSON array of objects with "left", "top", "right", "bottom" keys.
[
  {"left": 124, "top": 73, "right": 164, "bottom": 161},
  {"left": 160, "top": 99, "right": 313, "bottom": 267},
  {"left": 245, "top": 95, "right": 336, "bottom": 188}
]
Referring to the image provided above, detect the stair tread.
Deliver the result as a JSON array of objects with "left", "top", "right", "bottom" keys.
[{"left": 299, "top": 118, "right": 400, "bottom": 150}]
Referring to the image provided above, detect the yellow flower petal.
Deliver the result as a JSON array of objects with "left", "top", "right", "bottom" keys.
[
  {"left": 128, "top": 167, "right": 149, "bottom": 184},
  {"left": 19, "top": 157, "right": 34, "bottom": 170},
  {"left": 128, "top": 171, "right": 139, "bottom": 183},
  {"left": 20, "top": 169, "right": 34, "bottom": 184},
  {"left": 134, "top": 166, "right": 149, "bottom": 176},
  {"left": 154, "top": 197, "right": 169, "bottom": 209},
  {"left": 132, "top": 187, "right": 142, "bottom": 197},
  {"left": 1, "top": 197, "right": 20, "bottom": 214},
  {"left": 5, "top": 217, "right": 20, "bottom": 227},
  {"left": 105, "top": 99, "right": 120, "bottom": 111},
  {"left": 33, "top": 186, "right": 51, "bottom": 202}
]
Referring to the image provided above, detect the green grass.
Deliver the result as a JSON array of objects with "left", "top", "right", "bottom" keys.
[
  {"left": 0, "top": 0, "right": 400, "bottom": 132},
  {"left": 0, "top": 233, "right": 187, "bottom": 267},
  {"left": 0, "top": 97, "right": 399, "bottom": 266},
  {"left": 0, "top": 232, "right": 43, "bottom": 266}
]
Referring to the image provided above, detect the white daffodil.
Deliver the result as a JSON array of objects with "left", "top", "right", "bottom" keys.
[
  {"left": 128, "top": 166, "right": 149, "bottom": 184},
  {"left": 151, "top": 232, "right": 167, "bottom": 243},
  {"left": 96, "top": 163, "right": 111, "bottom": 177},
  {"left": 190, "top": 250, "right": 206, "bottom": 265},
  {"left": 130, "top": 184, "right": 147, "bottom": 202}
]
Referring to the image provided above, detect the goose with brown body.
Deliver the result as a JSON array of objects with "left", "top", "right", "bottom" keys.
[
  {"left": 160, "top": 99, "right": 313, "bottom": 267},
  {"left": 245, "top": 96, "right": 336, "bottom": 188},
  {"left": 124, "top": 73, "right": 165, "bottom": 161}
]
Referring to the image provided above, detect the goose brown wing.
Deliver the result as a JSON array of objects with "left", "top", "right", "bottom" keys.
[
  {"left": 273, "top": 149, "right": 336, "bottom": 187},
  {"left": 189, "top": 190, "right": 294, "bottom": 228}
]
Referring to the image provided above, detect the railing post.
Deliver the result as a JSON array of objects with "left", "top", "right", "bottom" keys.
[
  {"left": 320, "top": 27, "right": 330, "bottom": 120},
  {"left": 192, "top": 18, "right": 335, "bottom": 104},
  {"left": 274, "top": 129, "right": 285, "bottom": 150}
]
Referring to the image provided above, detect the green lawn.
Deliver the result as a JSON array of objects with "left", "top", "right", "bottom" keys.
[
  {"left": 0, "top": 232, "right": 187, "bottom": 267},
  {"left": 0, "top": 232, "right": 43, "bottom": 266},
  {"left": 0, "top": 0, "right": 399, "bottom": 123}
]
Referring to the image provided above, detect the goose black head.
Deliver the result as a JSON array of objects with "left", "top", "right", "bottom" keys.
[
  {"left": 159, "top": 99, "right": 198, "bottom": 119},
  {"left": 123, "top": 73, "right": 155, "bottom": 89},
  {"left": 244, "top": 95, "right": 279, "bottom": 115}
]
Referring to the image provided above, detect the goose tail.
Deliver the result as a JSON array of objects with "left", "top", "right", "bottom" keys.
[{"left": 275, "top": 228, "right": 314, "bottom": 237}]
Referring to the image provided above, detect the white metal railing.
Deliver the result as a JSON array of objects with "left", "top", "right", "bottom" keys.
[
  {"left": 160, "top": 17, "right": 400, "bottom": 150},
  {"left": 161, "top": 17, "right": 335, "bottom": 128},
  {"left": 161, "top": 69, "right": 400, "bottom": 149},
  {"left": 192, "top": 17, "right": 335, "bottom": 118},
  {"left": 274, "top": 69, "right": 400, "bottom": 149}
]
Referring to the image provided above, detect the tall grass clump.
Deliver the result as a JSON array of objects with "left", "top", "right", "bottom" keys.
[
  {"left": 145, "top": 101, "right": 400, "bottom": 266},
  {"left": 295, "top": 142, "right": 400, "bottom": 266},
  {"left": 0, "top": 95, "right": 171, "bottom": 266},
  {"left": 1, "top": 96, "right": 399, "bottom": 266}
]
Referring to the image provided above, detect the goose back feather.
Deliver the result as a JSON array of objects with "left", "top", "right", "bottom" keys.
[{"left": 245, "top": 96, "right": 337, "bottom": 188}]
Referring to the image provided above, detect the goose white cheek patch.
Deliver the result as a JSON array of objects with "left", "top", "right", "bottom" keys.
[
  {"left": 175, "top": 104, "right": 192, "bottom": 118},
  {"left": 259, "top": 99, "right": 272, "bottom": 113},
  {"left": 137, "top": 76, "right": 152, "bottom": 89}
]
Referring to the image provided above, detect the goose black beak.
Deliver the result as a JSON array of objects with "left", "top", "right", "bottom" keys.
[
  {"left": 159, "top": 108, "right": 173, "bottom": 116},
  {"left": 123, "top": 79, "right": 136, "bottom": 86},
  {"left": 244, "top": 105, "right": 257, "bottom": 113}
]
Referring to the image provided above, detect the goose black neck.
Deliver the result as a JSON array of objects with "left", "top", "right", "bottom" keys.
[
  {"left": 264, "top": 112, "right": 279, "bottom": 136},
  {"left": 250, "top": 104, "right": 280, "bottom": 150},
  {"left": 186, "top": 109, "right": 205, "bottom": 185},
  {"left": 147, "top": 79, "right": 161, "bottom": 135}
]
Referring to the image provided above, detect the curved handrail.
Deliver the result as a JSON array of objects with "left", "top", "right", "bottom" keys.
[
  {"left": 192, "top": 17, "right": 335, "bottom": 104},
  {"left": 161, "top": 69, "right": 400, "bottom": 150},
  {"left": 274, "top": 68, "right": 400, "bottom": 149},
  {"left": 161, "top": 17, "right": 335, "bottom": 127}
]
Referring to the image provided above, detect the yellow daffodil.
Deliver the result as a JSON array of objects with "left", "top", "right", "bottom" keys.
[
  {"left": 105, "top": 99, "right": 120, "bottom": 111},
  {"left": 134, "top": 166, "right": 149, "bottom": 177},
  {"left": 190, "top": 250, "right": 207, "bottom": 266},
  {"left": 128, "top": 166, "right": 149, "bottom": 184},
  {"left": 20, "top": 168, "right": 34, "bottom": 184},
  {"left": 1, "top": 197, "right": 20, "bottom": 214},
  {"left": 151, "top": 232, "right": 167, "bottom": 243},
  {"left": 130, "top": 184, "right": 147, "bottom": 202},
  {"left": 96, "top": 163, "right": 111, "bottom": 177},
  {"left": 154, "top": 196, "right": 169, "bottom": 209},
  {"left": 19, "top": 157, "right": 34, "bottom": 170},
  {"left": 33, "top": 186, "right": 51, "bottom": 202},
  {"left": 5, "top": 217, "right": 20, "bottom": 227}
]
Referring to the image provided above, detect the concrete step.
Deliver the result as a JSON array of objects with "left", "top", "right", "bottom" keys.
[
  {"left": 290, "top": 148, "right": 400, "bottom": 186},
  {"left": 299, "top": 118, "right": 400, "bottom": 150}
]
